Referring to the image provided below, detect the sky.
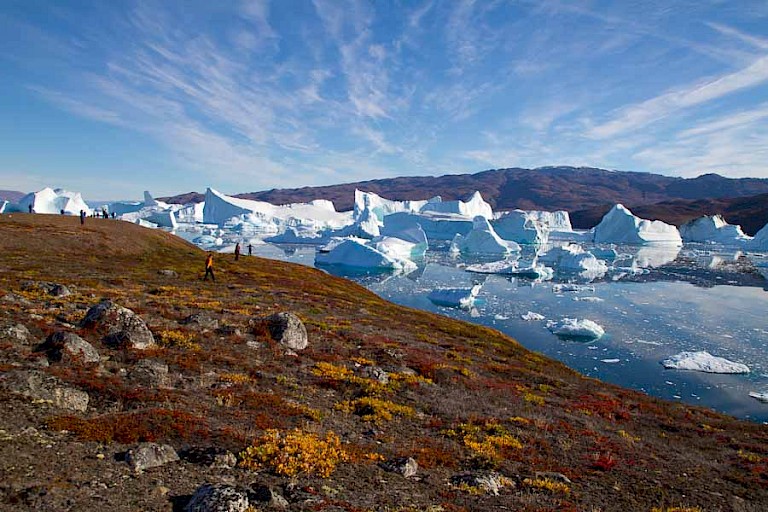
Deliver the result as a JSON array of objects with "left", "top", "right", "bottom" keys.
[{"left": 1, "top": 0, "right": 768, "bottom": 199}]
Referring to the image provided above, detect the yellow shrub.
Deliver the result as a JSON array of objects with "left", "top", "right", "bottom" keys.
[
  {"left": 523, "top": 392, "right": 545, "bottom": 406},
  {"left": 219, "top": 373, "right": 251, "bottom": 384},
  {"left": 335, "top": 397, "right": 415, "bottom": 424},
  {"left": 444, "top": 421, "right": 522, "bottom": 462},
  {"left": 650, "top": 508, "right": 703, "bottom": 512},
  {"left": 312, "top": 362, "right": 386, "bottom": 394},
  {"left": 618, "top": 429, "right": 640, "bottom": 443},
  {"left": 523, "top": 477, "right": 570, "bottom": 494},
  {"left": 239, "top": 429, "right": 350, "bottom": 477},
  {"left": 737, "top": 449, "right": 762, "bottom": 463},
  {"left": 157, "top": 330, "right": 199, "bottom": 350}
]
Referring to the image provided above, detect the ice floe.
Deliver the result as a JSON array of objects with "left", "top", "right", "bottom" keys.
[
  {"left": 661, "top": 351, "right": 750, "bottom": 374},
  {"left": 538, "top": 244, "right": 608, "bottom": 278},
  {"left": 680, "top": 215, "right": 750, "bottom": 245},
  {"left": 521, "top": 311, "right": 545, "bottom": 321},
  {"left": 427, "top": 284, "right": 482, "bottom": 308},
  {"left": 465, "top": 259, "right": 553, "bottom": 279},
  {"left": 748, "top": 391, "right": 768, "bottom": 403},
  {"left": 547, "top": 318, "right": 605, "bottom": 340}
]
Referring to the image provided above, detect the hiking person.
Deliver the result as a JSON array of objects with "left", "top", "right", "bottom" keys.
[
  {"left": 28, "top": 204, "right": 33, "bottom": 213},
  {"left": 80, "top": 210, "right": 86, "bottom": 225},
  {"left": 234, "top": 243, "right": 241, "bottom": 261},
  {"left": 204, "top": 252, "right": 215, "bottom": 282},
  {"left": 247, "top": 243, "right": 253, "bottom": 256}
]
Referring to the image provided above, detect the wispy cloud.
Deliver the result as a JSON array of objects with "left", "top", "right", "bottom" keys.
[{"left": 587, "top": 54, "right": 768, "bottom": 139}]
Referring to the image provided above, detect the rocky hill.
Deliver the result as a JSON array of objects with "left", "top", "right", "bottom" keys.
[{"left": 1, "top": 214, "right": 766, "bottom": 511}]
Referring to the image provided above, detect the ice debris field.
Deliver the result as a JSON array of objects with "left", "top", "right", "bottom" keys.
[{"left": 7, "top": 187, "right": 768, "bottom": 421}]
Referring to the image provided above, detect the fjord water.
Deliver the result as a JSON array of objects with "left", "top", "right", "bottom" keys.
[{"left": 180, "top": 231, "right": 768, "bottom": 422}]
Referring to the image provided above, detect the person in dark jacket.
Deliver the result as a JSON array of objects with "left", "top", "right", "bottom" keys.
[{"left": 234, "top": 243, "right": 241, "bottom": 261}]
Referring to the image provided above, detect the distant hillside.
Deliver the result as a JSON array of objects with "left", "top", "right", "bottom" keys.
[
  {"left": 571, "top": 192, "right": 768, "bottom": 236},
  {"left": 160, "top": 167, "right": 768, "bottom": 216},
  {"left": 0, "top": 190, "right": 24, "bottom": 202}
]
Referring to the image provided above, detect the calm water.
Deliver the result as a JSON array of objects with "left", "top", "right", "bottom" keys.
[{"left": 176, "top": 228, "right": 768, "bottom": 422}]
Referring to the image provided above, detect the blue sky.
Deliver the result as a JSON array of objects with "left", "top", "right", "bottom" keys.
[{"left": 2, "top": 0, "right": 768, "bottom": 199}]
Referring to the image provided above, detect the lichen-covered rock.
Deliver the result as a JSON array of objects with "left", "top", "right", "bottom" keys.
[
  {"left": 450, "top": 471, "right": 513, "bottom": 496},
  {"left": 0, "top": 323, "right": 33, "bottom": 345},
  {"left": 249, "top": 484, "right": 289, "bottom": 509},
  {"left": 39, "top": 331, "right": 100, "bottom": 363},
  {"left": 3, "top": 370, "right": 89, "bottom": 411},
  {"left": 125, "top": 443, "right": 179, "bottom": 473},
  {"left": 129, "top": 359, "right": 170, "bottom": 387},
  {"left": 80, "top": 300, "right": 155, "bottom": 349},
  {"left": 361, "top": 365, "right": 390, "bottom": 385},
  {"left": 264, "top": 312, "right": 308, "bottom": 351},
  {"left": 21, "top": 281, "right": 72, "bottom": 297},
  {"left": 185, "top": 484, "right": 250, "bottom": 512},
  {"left": 180, "top": 312, "right": 219, "bottom": 330},
  {"left": 380, "top": 456, "right": 418, "bottom": 478},
  {"left": 158, "top": 269, "right": 179, "bottom": 278},
  {"left": 181, "top": 447, "right": 237, "bottom": 469}
]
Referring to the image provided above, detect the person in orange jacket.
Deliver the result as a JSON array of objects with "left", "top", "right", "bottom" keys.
[{"left": 204, "top": 252, "right": 215, "bottom": 282}]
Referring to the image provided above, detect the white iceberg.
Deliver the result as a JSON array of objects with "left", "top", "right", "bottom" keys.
[
  {"left": 680, "top": 215, "right": 750, "bottom": 245},
  {"left": 593, "top": 204, "right": 682, "bottom": 245},
  {"left": 491, "top": 210, "right": 549, "bottom": 245},
  {"left": 420, "top": 191, "right": 493, "bottom": 219},
  {"left": 315, "top": 237, "right": 416, "bottom": 272},
  {"left": 538, "top": 244, "right": 608, "bottom": 278},
  {"left": 427, "top": 284, "right": 482, "bottom": 308},
  {"left": 387, "top": 212, "right": 474, "bottom": 241},
  {"left": 16, "top": 187, "right": 91, "bottom": 215},
  {"left": 547, "top": 318, "right": 605, "bottom": 340},
  {"left": 748, "top": 222, "right": 768, "bottom": 251},
  {"left": 265, "top": 227, "right": 331, "bottom": 245},
  {"left": 661, "top": 351, "right": 750, "bottom": 374},
  {"left": 521, "top": 311, "right": 545, "bottom": 321},
  {"left": 451, "top": 216, "right": 521, "bottom": 255},
  {"left": 353, "top": 189, "right": 433, "bottom": 223},
  {"left": 748, "top": 391, "right": 768, "bottom": 403},
  {"left": 143, "top": 209, "right": 177, "bottom": 228},
  {"left": 465, "top": 259, "right": 553, "bottom": 279}
]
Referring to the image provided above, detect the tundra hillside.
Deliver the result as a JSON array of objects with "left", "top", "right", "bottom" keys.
[{"left": 0, "top": 214, "right": 766, "bottom": 512}]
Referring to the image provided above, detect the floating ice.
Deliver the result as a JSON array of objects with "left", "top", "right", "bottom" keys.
[
  {"left": 538, "top": 244, "right": 608, "bottom": 278},
  {"left": 573, "top": 296, "right": 604, "bottom": 302},
  {"left": 749, "top": 222, "right": 768, "bottom": 252},
  {"left": 427, "top": 284, "right": 482, "bottom": 308},
  {"left": 353, "top": 190, "right": 433, "bottom": 223},
  {"left": 593, "top": 204, "right": 682, "bottom": 245},
  {"left": 15, "top": 187, "right": 91, "bottom": 215},
  {"left": 552, "top": 284, "right": 594, "bottom": 293},
  {"left": 601, "top": 359, "right": 620, "bottom": 364},
  {"left": 547, "top": 318, "right": 605, "bottom": 340},
  {"left": 465, "top": 259, "right": 553, "bottom": 279},
  {"left": 315, "top": 237, "right": 416, "bottom": 272},
  {"left": 680, "top": 215, "right": 750, "bottom": 245},
  {"left": 748, "top": 391, "right": 768, "bottom": 403},
  {"left": 451, "top": 216, "right": 521, "bottom": 255},
  {"left": 661, "top": 351, "right": 750, "bottom": 374},
  {"left": 491, "top": 210, "right": 549, "bottom": 245},
  {"left": 420, "top": 191, "right": 493, "bottom": 219},
  {"left": 521, "top": 311, "right": 545, "bottom": 321}
]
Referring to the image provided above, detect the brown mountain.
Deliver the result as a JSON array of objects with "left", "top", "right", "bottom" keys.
[
  {"left": 160, "top": 167, "right": 768, "bottom": 217},
  {"left": 0, "top": 190, "right": 24, "bottom": 202},
  {"left": 571, "top": 192, "right": 768, "bottom": 236}
]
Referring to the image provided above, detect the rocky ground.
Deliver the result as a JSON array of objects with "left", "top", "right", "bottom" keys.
[{"left": 0, "top": 213, "right": 766, "bottom": 512}]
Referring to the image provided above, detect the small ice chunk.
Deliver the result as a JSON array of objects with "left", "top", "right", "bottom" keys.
[
  {"left": 427, "top": 284, "right": 482, "bottom": 308},
  {"left": 494, "top": 314, "right": 509, "bottom": 320},
  {"left": 600, "top": 358, "right": 620, "bottom": 364},
  {"left": 573, "top": 296, "right": 604, "bottom": 302},
  {"left": 547, "top": 318, "right": 605, "bottom": 340},
  {"left": 661, "top": 351, "right": 750, "bottom": 374},
  {"left": 521, "top": 311, "right": 545, "bottom": 321},
  {"left": 748, "top": 391, "right": 768, "bottom": 403}
]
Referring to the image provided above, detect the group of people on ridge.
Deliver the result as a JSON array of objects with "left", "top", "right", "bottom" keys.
[{"left": 203, "top": 242, "right": 253, "bottom": 282}]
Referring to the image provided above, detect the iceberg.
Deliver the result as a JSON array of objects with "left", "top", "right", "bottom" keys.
[
  {"left": 384, "top": 212, "right": 473, "bottom": 241},
  {"left": 202, "top": 188, "right": 352, "bottom": 233},
  {"left": 143, "top": 209, "right": 177, "bottom": 229},
  {"left": 465, "top": 259, "right": 553, "bottom": 279},
  {"left": 353, "top": 189, "right": 433, "bottom": 223},
  {"left": 451, "top": 216, "right": 521, "bottom": 255},
  {"left": 526, "top": 210, "right": 573, "bottom": 232},
  {"left": 661, "top": 351, "right": 750, "bottom": 374},
  {"left": 419, "top": 191, "right": 493, "bottom": 219},
  {"left": 521, "top": 311, "right": 545, "bottom": 321},
  {"left": 427, "top": 284, "right": 482, "bottom": 308},
  {"left": 538, "top": 244, "right": 608, "bottom": 277},
  {"left": 265, "top": 227, "right": 331, "bottom": 245},
  {"left": 749, "top": 391, "right": 768, "bottom": 403},
  {"left": 593, "top": 204, "right": 682, "bottom": 245},
  {"left": 16, "top": 187, "right": 91, "bottom": 215},
  {"left": 748, "top": 222, "right": 768, "bottom": 251},
  {"left": 547, "top": 318, "right": 605, "bottom": 340},
  {"left": 680, "top": 215, "right": 750, "bottom": 245},
  {"left": 315, "top": 237, "right": 416, "bottom": 272},
  {"left": 491, "top": 210, "right": 549, "bottom": 245}
]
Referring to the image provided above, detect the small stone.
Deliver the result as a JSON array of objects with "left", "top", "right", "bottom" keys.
[
  {"left": 125, "top": 443, "right": 179, "bottom": 474},
  {"left": 249, "top": 484, "right": 289, "bottom": 509},
  {"left": 38, "top": 331, "right": 100, "bottom": 364},
  {"left": 0, "top": 323, "right": 33, "bottom": 345},
  {"left": 158, "top": 269, "right": 179, "bottom": 278},
  {"left": 380, "top": 457, "right": 418, "bottom": 478},
  {"left": 80, "top": 300, "right": 155, "bottom": 350},
  {"left": 186, "top": 484, "right": 250, "bottom": 512},
  {"left": 361, "top": 366, "right": 390, "bottom": 385},
  {"left": 535, "top": 471, "right": 571, "bottom": 484},
  {"left": 96, "top": 453, "right": 105, "bottom": 460},
  {"left": 450, "top": 471, "right": 513, "bottom": 496}
]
